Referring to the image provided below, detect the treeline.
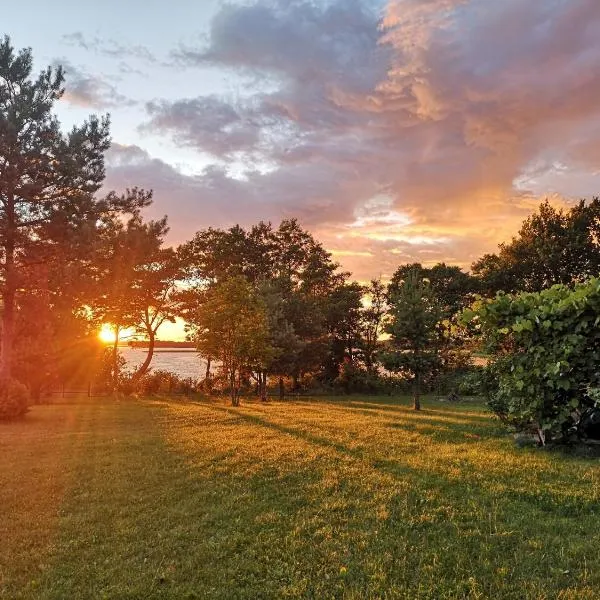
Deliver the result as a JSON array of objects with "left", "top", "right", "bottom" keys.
[{"left": 3, "top": 38, "right": 600, "bottom": 433}]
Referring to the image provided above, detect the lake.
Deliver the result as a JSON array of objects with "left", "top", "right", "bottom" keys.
[{"left": 121, "top": 348, "right": 208, "bottom": 380}]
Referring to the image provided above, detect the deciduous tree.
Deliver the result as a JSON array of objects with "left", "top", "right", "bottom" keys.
[
  {"left": 92, "top": 190, "right": 170, "bottom": 388},
  {"left": 189, "top": 276, "right": 273, "bottom": 406},
  {"left": 358, "top": 279, "right": 388, "bottom": 373},
  {"left": 472, "top": 199, "right": 600, "bottom": 294},
  {"left": 382, "top": 270, "right": 442, "bottom": 410}
]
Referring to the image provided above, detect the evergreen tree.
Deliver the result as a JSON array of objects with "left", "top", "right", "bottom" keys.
[{"left": 0, "top": 37, "right": 110, "bottom": 379}]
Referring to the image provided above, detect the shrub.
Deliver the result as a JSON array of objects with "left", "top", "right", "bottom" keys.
[
  {"left": 334, "top": 361, "right": 404, "bottom": 395},
  {"left": 456, "top": 367, "right": 486, "bottom": 397},
  {"left": 135, "top": 370, "right": 199, "bottom": 396},
  {"left": 0, "top": 378, "right": 30, "bottom": 420},
  {"left": 463, "top": 278, "right": 600, "bottom": 442},
  {"left": 93, "top": 347, "right": 129, "bottom": 393}
]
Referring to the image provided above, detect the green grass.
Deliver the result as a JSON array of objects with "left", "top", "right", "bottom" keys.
[{"left": 1, "top": 396, "right": 599, "bottom": 599}]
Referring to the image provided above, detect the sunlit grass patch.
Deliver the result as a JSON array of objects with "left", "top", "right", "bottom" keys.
[
  {"left": 1, "top": 396, "right": 599, "bottom": 599},
  {"left": 0, "top": 402, "right": 96, "bottom": 596}
]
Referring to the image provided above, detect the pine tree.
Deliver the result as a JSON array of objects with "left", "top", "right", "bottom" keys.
[{"left": 0, "top": 37, "right": 110, "bottom": 379}]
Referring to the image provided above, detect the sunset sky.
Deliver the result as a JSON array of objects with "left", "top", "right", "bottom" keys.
[{"left": 6, "top": 0, "right": 600, "bottom": 285}]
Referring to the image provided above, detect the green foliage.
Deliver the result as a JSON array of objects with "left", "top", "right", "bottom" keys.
[
  {"left": 189, "top": 276, "right": 273, "bottom": 405},
  {"left": 93, "top": 347, "right": 129, "bottom": 393},
  {"left": 334, "top": 361, "right": 400, "bottom": 395},
  {"left": 382, "top": 270, "right": 443, "bottom": 409},
  {"left": 0, "top": 37, "right": 111, "bottom": 379},
  {"left": 0, "top": 378, "right": 30, "bottom": 420},
  {"left": 455, "top": 368, "right": 485, "bottom": 397},
  {"left": 357, "top": 279, "right": 388, "bottom": 372},
  {"left": 323, "top": 282, "right": 364, "bottom": 380},
  {"left": 389, "top": 262, "right": 477, "bottom": 318},
  {"left": 135, "top": 370, "right": 197, "bottom": 396},
  {"left": 464, "top": 278, "right": 600, "bottom": 440},
  {"left": 179, "top": 219, "right": 347, "bottom": 388},
  {"left": 13, "top": 288, "right": 104, "bottom": 400},
  {"left": 472, "top": 199, "right": 600, "bottom": 294},
  {"left": 388, "top": 263, "right": 477, "bottom": 396}
]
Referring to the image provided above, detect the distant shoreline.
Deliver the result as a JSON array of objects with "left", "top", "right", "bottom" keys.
[{"left": 124, "top": 341, "right": 195, "bottom": 349}]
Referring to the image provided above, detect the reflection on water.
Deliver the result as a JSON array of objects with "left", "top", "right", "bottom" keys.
[{"left": 121, "top": 348, "right": 208, "bottom": 380}]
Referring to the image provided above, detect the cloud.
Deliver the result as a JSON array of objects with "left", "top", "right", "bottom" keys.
[
  {"left": 56, "top": 59, "right": 136, "bottom": 109},
  {"left": 142, "top": 96, "right": 265, "bottom": 157},
  {"left": 376, "top": 0, "right": 600, "bottom": 210},
  {"left": 174, "top": 0, "right": 387, "bottom": 90},
  {"left": 104, "top": 142, "right": 375, "bottom": 235},
  {"left": 62, "top": 32, "right": 157, "bottom": 63},
  {"left": 111, "top": 0, "right": 600, "bottom": 280}
]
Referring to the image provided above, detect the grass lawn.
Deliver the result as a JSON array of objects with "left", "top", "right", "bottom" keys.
[{"left": 1, "top": 396, "right": 598, "bottom": 599}]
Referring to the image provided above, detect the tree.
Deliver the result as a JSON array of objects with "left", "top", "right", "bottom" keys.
[
  {"left": 389, "top": 263, "right": 477, "bottom": 385},
  {"left": 189, "top": 276, "right": 273, "bottom": 406},
  {"left": 131, "top": 247, "right": 181, "bottom": 380},
  {"left": 382, "top": 270, "right": 442, "bottom": 410},
  {"left": 180, "top": 219, "right": 346, "bottom": 391},
  {"left": 92, "top": 190, "right": 170, "bottom": 389},
  {"left": 358, "top": 279, "right": 388, "bottom": 373},
  {"left": 178, "top": 222, "right": 273, "bottom": 285},
  {"left": 472, "top": 199, "right": 600, "bottom": 294},
  {"left": 0, "top": 37, "right": 110, "bottom": 380},
  {"left": 257, "top": 280, "right": 304, "bottom": 400},
  {"left": 389, "top": 263, "right": 476, "bottom": 318},
  {"left": 13, "top": 269, "right": 103, "bottom": 400},
  {"left": 323, "top": 282, "right": 364, "bottom": 381}
]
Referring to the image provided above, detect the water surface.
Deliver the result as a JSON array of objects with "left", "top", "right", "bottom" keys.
[{"left": 121, "top": 348, "right": 208, "bottom": 380}]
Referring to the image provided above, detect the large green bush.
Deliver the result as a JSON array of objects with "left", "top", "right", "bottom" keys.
[
  {"left": 0, "top": 379, "right": 30, "bottom": 420},
  {"left": 463, "top": 278, "right": 600, "bottom": 443}
]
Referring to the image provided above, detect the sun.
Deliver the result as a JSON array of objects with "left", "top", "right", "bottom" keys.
[
  {"left": 98, "top": 324, "right": 117, "bottom": 344},
  {"left": 98, "top": 324, "right": 137, "bottom": 344}
]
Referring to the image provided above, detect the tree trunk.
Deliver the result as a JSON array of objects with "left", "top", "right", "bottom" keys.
[
  {"left": 1, "top": 221, "right": 15, "bottom": 380},
  {"left": 260, "top": 372, "right": 267, "bottom": 402},
  {"left": 205, "top": 356, "right": 211, "bottom": 380},
  {"left": 253, "top": 372, "right": 261, "bottom": 396},
  {"left": 413, "top": 372, "right": 421, "bottom": 411},
  {"left": 230, "top": 369, "right": 236, "bottom": 406},
  {"left": 1, "top": 283, "right": 15, "bottom": 381},
  {"left": 279, "top": 377, "right": 285, "bottom": 400},
  {"left": 132, "top": 329, "right": 155, "bottom": 381},
  {"left": 112, "top": 326, "right": 120, "bottom": 393}
]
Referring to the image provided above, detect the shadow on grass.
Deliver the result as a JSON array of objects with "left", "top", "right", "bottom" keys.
[
  {"left": 28, "top": 400, "right": 599, "bottom": 599},
  {"left": 345, "top": 399, "right": 494, "bottom": 423},
  {"left": 207, "top": 404, "right": 598, "bottom": 518},
  {"left": 385, "top": 418, "right": 504, "bottom": 443}
]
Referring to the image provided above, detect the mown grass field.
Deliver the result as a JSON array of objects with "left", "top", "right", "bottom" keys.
[{"left": 1, "top": 396, "right": 598, "bottom": 599}]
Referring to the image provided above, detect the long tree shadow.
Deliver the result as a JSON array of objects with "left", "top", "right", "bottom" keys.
[
  {"left": 207, "top": 404, "right": 599, "bottom": 517},
  {"left": 237, "top": 398, "right": 503, "bottom": 441},
  {"left": 345, "top": 399, "right": 494, "bottom": 424},
  {"left": 158, "top": 402, "right": 600, "bottom": 598},
  {"left": 385, "top": 419, "right": 504, "bottom": 443}
]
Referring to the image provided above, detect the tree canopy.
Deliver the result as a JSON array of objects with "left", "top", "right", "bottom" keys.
[
  {"left": 0, "top": 36, "right": 111, "bottom": 379},
  {"left": 382, "top": 270, "right": 443, "bottom": 410},
  {"left": 472, "top": 199, "right": 600, "bottom": 294}
]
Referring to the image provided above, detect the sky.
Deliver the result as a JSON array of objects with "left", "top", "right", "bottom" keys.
[{"left": 6, "top": 0, "right": 600, "bottom": 334}]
